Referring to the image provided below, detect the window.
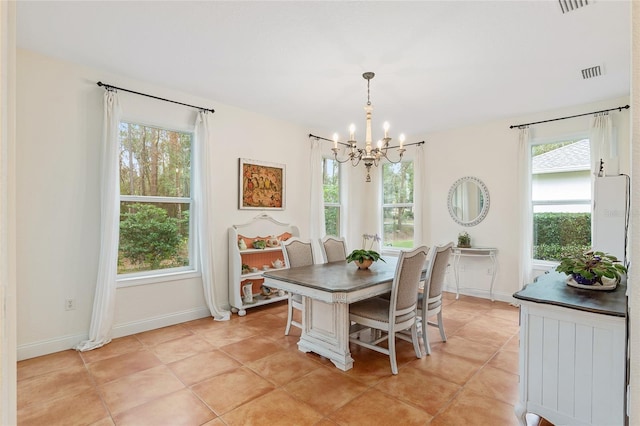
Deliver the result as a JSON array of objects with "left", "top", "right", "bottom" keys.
[
  {"left": 382, "top": 161, "right": 414, "bottom": 248},
  {"left": 531, "top": 138, "right": 591, "bottom": 261},
  {"left": 118, "top": 122, "right": 193, "bottom": 276},
  {"left": 322, "top": 157, "right": 341, "bottom": 236}
]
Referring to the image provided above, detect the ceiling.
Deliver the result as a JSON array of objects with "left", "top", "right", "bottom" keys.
[{"left": 16, "top": 1, "right": 631, "bottom": 138}]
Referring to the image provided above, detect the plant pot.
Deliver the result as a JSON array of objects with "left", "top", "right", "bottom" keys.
[
  {"left": 354, "top": 259, "right": 373, "bottom": 270},
  {"left": 457, "top": 244, "right": 471, "bottom": 248},
  {"left": 572, "top": 273, "right": 597, "bottom": 286}
]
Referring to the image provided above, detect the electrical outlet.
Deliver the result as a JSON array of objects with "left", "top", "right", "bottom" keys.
[{"left": 65, "top": 298, "right": 75, "bottom": 311}]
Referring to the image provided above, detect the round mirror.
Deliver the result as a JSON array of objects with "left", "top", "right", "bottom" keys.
[{"left": 447, "top": 176, "right": 490, "bottom": 227}]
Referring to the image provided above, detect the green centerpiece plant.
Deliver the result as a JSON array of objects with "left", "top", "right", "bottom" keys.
[
  {"left": 555, "top": 250, "right": 627, "bottom": 286},
  {"left": 346, "top": 233, "right": 386, "bottom": 270}
]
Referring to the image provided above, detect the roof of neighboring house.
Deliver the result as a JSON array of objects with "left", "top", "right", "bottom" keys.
[{"left": 532, "top": 139, "right": 590, "bottom": 174}]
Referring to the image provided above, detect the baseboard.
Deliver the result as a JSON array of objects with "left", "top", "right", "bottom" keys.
[
  {"left": 443, "top": 284, "right": 517, "bottom": 304},
  {"left": 17, "top": 333, "right": 89, "bottom": 361},
  {"left": 17, "top": 306, "right": 212, "bottom": 361},
  {"left": 111, "top": 306, "right": 211, "bottom": 338}
]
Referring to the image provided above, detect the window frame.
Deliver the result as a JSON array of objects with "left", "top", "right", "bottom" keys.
[
  {"left": 116, "top": 121, "right": 198, "bottom": 287},
  {"left": 530, "top": 133, "right": 591, "bottom": 267},
  {"left": 380, "top": 160, "right": 415, "bottom": 251}
]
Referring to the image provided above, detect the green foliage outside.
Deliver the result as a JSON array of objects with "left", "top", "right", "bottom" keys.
[
  {"left": 531, "top": 140, "right": 576, "bottom": 156},
  {"left": 323, "top": 158, "right": 340, "bottom": 236},
  {"left": 118, "top": 203, "right": 189, "bottom": 273},
  {"left": 533, "top": 212, "right": 591, "bottom": 261},
  {"left": 382, "top": 162, "right": 414, "bottom": 247}
]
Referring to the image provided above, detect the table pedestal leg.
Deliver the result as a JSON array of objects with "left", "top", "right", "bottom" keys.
[{"left": 297, "top": 297, "right": 354, "bottom": 371}]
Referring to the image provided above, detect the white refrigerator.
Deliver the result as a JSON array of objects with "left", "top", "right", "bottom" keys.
[{"left": 592, "top": 175, "right": 630, "bottom": 264}]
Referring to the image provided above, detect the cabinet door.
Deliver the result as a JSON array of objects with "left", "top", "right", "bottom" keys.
[{"left": 519, "top": 303, "right": 625, "bottom": 425}]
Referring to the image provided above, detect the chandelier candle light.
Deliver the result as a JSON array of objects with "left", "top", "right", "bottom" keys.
[{"left": 322, "top": 72, "right": 424, "bottom": 182}]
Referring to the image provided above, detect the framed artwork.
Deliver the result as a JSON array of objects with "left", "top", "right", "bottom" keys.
[{"left": 239, "top": 158, "right": 286, "bottom": 210}]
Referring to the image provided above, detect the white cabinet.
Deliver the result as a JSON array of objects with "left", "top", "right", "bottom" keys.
[
  {"left": 514, "top": 272, "right": 627, "bottom": 426},
  {"left": 228, "top": 214, "right": 299, "bottom": 316}
]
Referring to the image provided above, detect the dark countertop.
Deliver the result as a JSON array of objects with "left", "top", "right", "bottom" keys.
[{"left": 513, "top": 271, "right": 627, "bottom": 317}]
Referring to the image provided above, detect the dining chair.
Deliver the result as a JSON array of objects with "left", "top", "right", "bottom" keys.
[
  {"left": 319, "top": 235, "right": 347, "bottom": 263},
  {"left": 418, "top": 242, "right": 454, "bottom": 355},
  {"left": 280, "top": 237, "right": 315, "bottom": 335},
  {"left": 348, "top": 246, "right": 428, "bottom": 375}
]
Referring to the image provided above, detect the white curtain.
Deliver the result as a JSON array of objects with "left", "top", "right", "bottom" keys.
[
  {"left": 75, "top": 90, "right": 122, "bottom": 351},
  {"left": 194, "top": 111, "right": 230, "bottom": 320},
  {"left": 589, "top": 112, "right": 617, "bottom": 176},
  {"left": 517, "top": 127, "right": 533, "bottom": 289},
  {"left": 413, "top": 144, "right": 425, "bottom": 246},
  {"left": 309, "top": 138, "right": 326, "bottom": 262}
]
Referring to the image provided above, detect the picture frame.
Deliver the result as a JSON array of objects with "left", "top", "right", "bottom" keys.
[{"left": 239, "top": 158, "right": 286, "bottom": 210}]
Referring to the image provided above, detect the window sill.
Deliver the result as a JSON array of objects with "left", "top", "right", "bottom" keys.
[
  {"left": 117, "top": 269, "right": 201, "bottom": 289},
  {"left": 532, "top": 259, "right": 559, "bottom": 272}
]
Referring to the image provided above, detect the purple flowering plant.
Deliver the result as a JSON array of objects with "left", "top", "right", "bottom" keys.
[{"left": 555, "top": 250, "right": 626, "bottom": 285}]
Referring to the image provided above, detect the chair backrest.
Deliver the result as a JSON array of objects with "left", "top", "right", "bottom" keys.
[
  {"left": 389, "top": 246, "right": 429, "bottom": 323},
  {"left": 319, "top": 235, "right": 347, "bottom": 263},
  {"left": 424, "top": 242, "right": 454, "bottom": 309},
  {"left": 281, "top": 237, "right": 315, "bottom": 268}
]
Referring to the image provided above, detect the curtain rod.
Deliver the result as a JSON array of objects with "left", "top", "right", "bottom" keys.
[
  {"left": 308, "top": 133, "right": 425, "bottom": 149},
  {"left": 96, "top": 81, "right": 215, "bottom": 113},
  {"left": 509, "top": 104, "right": 629, "bottom": 129}
]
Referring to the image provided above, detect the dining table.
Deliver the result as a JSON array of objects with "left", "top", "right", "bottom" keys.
[{"left": 262, "top": 258, "right": 402, "bottom": 371}]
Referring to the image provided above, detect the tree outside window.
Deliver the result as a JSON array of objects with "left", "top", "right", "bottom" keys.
[
  {"left": 118, "top": 122, "right": 193, "bottom": 275},
  {"left": 382, "top": 161, "right": 414, "bottom": 248},
  {"left": 323, "top": 158, "right": 341, "bottom": 236}
]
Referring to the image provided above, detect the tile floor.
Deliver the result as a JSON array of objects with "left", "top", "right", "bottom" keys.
[{"left": 17, "top": 292, "right": 553, "bottom": 425}]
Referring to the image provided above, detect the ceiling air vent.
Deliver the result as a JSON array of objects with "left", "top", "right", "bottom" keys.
[
  {"left": 581, "top": 65, "right": 601, "bottom": 79},
  {"left": 559, "top": 0, "right": 590, "bottom": 14}
]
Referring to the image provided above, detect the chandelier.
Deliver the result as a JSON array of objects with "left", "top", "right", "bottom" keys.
[{"left": 328, "top": 72, "right": 422, "bottom": 182}]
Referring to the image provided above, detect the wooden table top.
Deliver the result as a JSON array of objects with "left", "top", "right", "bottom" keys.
[{"left": 262, "top": 259, "right": 399, "bottom": 294}]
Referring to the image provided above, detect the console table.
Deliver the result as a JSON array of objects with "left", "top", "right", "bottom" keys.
[
  {"left": 452, "top": 247, "right": 497, "bottom": 301},
  {"left": 513, "top": 272, "right": 627, "bottom": 426}
]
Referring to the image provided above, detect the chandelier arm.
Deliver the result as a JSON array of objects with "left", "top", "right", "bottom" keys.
[{"left": 378, "top": 150, "right": 406, "bottom": 164}]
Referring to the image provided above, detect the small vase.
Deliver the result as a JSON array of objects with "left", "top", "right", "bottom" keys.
[{"left": 354, "top": 259, "right": 374, "bottom": 270}]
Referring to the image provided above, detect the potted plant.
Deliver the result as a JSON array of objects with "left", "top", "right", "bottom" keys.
[
  {"left": 457, "top": 231, "right": 471, "bottom": 248},
  {"left": 346, "top": 233, "right": 386, "bottom": 269},
  {"left": 556, "top": 250, "right": 627, "bottom": 287}
]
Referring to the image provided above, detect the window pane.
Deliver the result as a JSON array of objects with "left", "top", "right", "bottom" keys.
[
  {"left": 323, "top": 158, "right": 341, "bottom": 235},
  {"left": 383, "top": 162, "right": 414, "bottom": 204},
  {"left": 531, "top": 139, "right": 591, "bottom": 261},
  {"left": 324, "top": 206, "right": 340, "bottom": 237},
  {"left": 382, "top": 206, "right": 414, "bottom": 248},
  {"left": 118, "top": 201, "right": 190, "bottom": 274},
  {"left": 120, "top": 122, "right": 192, "bottom": 197},
  {"left": 323, "top": 158, "right": 340, "bottom": 203}
]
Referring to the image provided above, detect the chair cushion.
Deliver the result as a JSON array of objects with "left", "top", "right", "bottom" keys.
[{"left": 350, "top": 297, "right": 414, "bottom": 324}]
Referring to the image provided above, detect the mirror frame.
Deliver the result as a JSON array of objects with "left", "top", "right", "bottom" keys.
[{"left": 447, "top": 176, "right": 490, "bottom": 227}]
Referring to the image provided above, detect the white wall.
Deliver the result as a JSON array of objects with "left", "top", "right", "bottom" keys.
[
  {"left": 16, "top": 49, "right": 312, "bottom": 359},
  {"left": 415, "top": 96, "right": 630, "bottom": 302},
  {"left": 1, "top": 1, "right": 17, "bottom": 423}
]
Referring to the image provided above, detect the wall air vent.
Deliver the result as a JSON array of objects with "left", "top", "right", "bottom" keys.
[
  {"left": 581, "top": 65, "right": 602, "bottom": 79},
  {"left": 559, "top": 0, "right": 590, "bottom": 14}
]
